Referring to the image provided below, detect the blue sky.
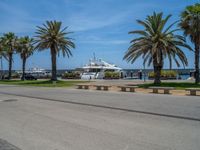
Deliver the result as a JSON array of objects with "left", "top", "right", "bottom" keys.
[{"left": 0, "top": 0, "right": 199, "bottom": 70}]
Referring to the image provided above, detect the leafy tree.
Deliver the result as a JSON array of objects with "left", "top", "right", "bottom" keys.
[
  {"left": 34, "top": 21, "right": 75, "bottom": 81},
  {"left": 2, "top": 32, "right": 18, "bottom": 80},
  {"left": 17, "top": 36, "right": 34, "bottom": 80},
  {"left": 179, "top": 3, "right": 200, "bottom": 83},
  {"left": 124, "top": 12, "right": 192, "bottom": 84},
  {"left": 0, "top": 37, "right": 7, "bottom": 59},
  {"left": 0, "top": 37, "right": 7, "bottom": 79}
]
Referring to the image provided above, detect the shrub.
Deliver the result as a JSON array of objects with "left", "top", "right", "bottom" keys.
[
  {"left": 62, "top": 72, "right": 80, "bottom": 79},
  {"left": 11, "top": 73, "right": 20, "bottom": 78},
  {"left": 148, "top": 70, "right": 177, "bottom": 79},
  {"left": 104, "top": 72, "right": 120, "bottom": 79}
]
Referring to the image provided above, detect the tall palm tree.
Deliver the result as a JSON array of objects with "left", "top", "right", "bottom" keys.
[
  {"left": 179, "top": 3, "right": 200, "bottom": 84},
  {"left": 0, "top": 37, "right": 6, "bottom": 80},
  {"left": 2, "top": 32, "right": 18, "bottom": 80},
  {"left": 17, "top": 36, "right": 34, "bottom": 81},
  {"left": 34, "top": 21, "right": 75, "bottom": 81},
  {"left": 124, "top": 12, "right": 192, "bottom": 84},
  {"left": 0, "top": 37, "right": 5, "bottom": 59}
]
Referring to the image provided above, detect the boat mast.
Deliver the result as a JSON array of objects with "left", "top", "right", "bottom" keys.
[
  {"left": 93, "top": 52, "right": 96, "bottom": 61},
  {"left": 93, "top": 52, "right": 98, "bottom": 75}
]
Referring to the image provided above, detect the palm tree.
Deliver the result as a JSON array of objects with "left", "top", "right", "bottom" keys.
[
  {"left": 0, "top": 37, "right": 6, "bottom": 80},
  {"left": 17, "top": 36, "right": 34, "bottom": 81},
  {"left": 124, "top": 12, "right": 192, "bottom": 84},
  {"left": 0, "top": 37, "right": 5, "bottom": 58},
  {"left": 34, "top": 21, "right": 75, "bottom": 81},
  {"left": 2, "top": 32, "right": 18, "bottom": 80},
  {"left": 179, "top": 3, "right": 200, "bottom": 84}
]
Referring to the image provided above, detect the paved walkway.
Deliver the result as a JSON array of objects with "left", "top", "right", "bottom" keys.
[
  {"left": 0, "top": 139, "right": 21, "bottom": 150},
  {"left": 0, "top": 85, "right": 199, "bottom": 120},
  {"left": 0, "top": 85, "right": 199, "bottom": 150}
]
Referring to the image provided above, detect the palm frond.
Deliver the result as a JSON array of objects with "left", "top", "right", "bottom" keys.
[
  {"left": 124, "top": 12, "right": 191, "bottom": 69},
  {"left": 34, "top": 20, "right": 75, "bottom": 58}
]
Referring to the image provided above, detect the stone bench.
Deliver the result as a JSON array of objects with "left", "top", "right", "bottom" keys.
[
  {"left": 76, "top": 84, "right": 90, "bottom": 89},
  {"left": 118, "top": 86, "right": 138, "bottom": 92},
  {"left": 94, "top": 85, "right": 112, "bottom": 91},
  {"left": 149, "top": 86, "right": 174, "bottom": 94},
  {"left": 185, "top": 88, "right": 200, "bottom": 96}
]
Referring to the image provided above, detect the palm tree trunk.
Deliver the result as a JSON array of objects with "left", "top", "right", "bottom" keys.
[
  {"left": 154, "top": 65, "right": 162, "bottom": 84},
  {"left": 195, "top": 44, "right": 200, "bottom": 84},
  {"left": 8, "top": 53, "right": 13, "bottom": 80},
  {"left": 21, "top": 58, "right": 26, "bottom": 81},
  {"left": 51, "top": 46, "right": 57, "bottom": 81}
]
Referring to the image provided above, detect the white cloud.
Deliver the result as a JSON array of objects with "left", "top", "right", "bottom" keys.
[
  {"left": 79, "top": 39, "right": 128, "bottom": 45},
  {"left": 63, "top": 10, "right": 131, "bottom": 32},
  {"left": 0, "top": 1, "right": 35, "bottom": 33},
  {"left": 0, "top": 0, "right": 162, "bottom": 34},
  {"left": 76, "top": 35, "right": 128, "bottom": 45}
]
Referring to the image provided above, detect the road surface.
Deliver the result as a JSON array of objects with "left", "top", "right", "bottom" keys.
[{"left": 0, "top": 85, "right": 199, "bottom": 150}]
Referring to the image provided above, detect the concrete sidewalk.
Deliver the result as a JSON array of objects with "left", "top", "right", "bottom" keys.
[
  {"left": 0, "top": 138, "right": 21, "bottom": 150},
  {"left": 0, "top": 85, "right": 200, "bottom": 150},
  {"left": 0, "top": 85, "right": 200, "bottom": 121}
]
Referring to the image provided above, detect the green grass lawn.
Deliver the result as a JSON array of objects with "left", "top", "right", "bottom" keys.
[
  {"left": 138, "top": 82, "right": 200, "bottom": 90},
  {"left": 0, "top": 80, "right": 89, "bottom": 87}
]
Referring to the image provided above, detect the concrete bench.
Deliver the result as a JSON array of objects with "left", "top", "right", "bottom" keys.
[
  {"left": 94, "top": 85, "right": 112, "bottom": 91},
  {"left": 149, "top": 86, "right": 174, "bottom": 94},
  {"left": 76, "top": 84, "right": 90, "bottom": 89},
  {"left": 118, "top": 86, "right": 138, "bottom": 92},
  {"left": 185, "top": 88, "right": 200, "bottom": 96}
]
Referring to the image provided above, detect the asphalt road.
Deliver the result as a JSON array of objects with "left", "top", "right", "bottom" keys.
[
  {"left": 0, "top": 85, "right": 200, "bottom": 150},
  {"left": 0, "top": 138, "right": 21, "bottom": 150}
]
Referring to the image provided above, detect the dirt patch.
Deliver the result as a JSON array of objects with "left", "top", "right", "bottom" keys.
[{"left": 75, "top": 85, "right": 200, "bottom": 96}]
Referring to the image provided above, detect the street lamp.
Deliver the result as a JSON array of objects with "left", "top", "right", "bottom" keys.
[
  {"left": 0, "top": 56, "right": 3, "bottom": 80},
  {"left": 143, "top": 63, "right": 146, "bottom": 82}
]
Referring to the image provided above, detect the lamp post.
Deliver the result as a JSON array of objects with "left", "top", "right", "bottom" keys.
[
  {"left": 0, "top": 56, "right": 3, "bottom": 80},
  {"left": 143, "top": 63, "right": 146, "bottom": 82}
]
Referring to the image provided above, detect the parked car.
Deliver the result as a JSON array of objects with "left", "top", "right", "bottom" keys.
[{"left": 22, "top": 74, "right": 37, "bottom": 80}]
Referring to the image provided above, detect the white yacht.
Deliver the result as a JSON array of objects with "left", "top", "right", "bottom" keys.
[
  {"left": 17, "top": 67, "right": 51, "bottom": 78},
  {"left": 81, "top": 58, "right": 122, "bottom": 79},
  {"left": 27, "top": 67, "right": 51, "bottom": 77}
]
